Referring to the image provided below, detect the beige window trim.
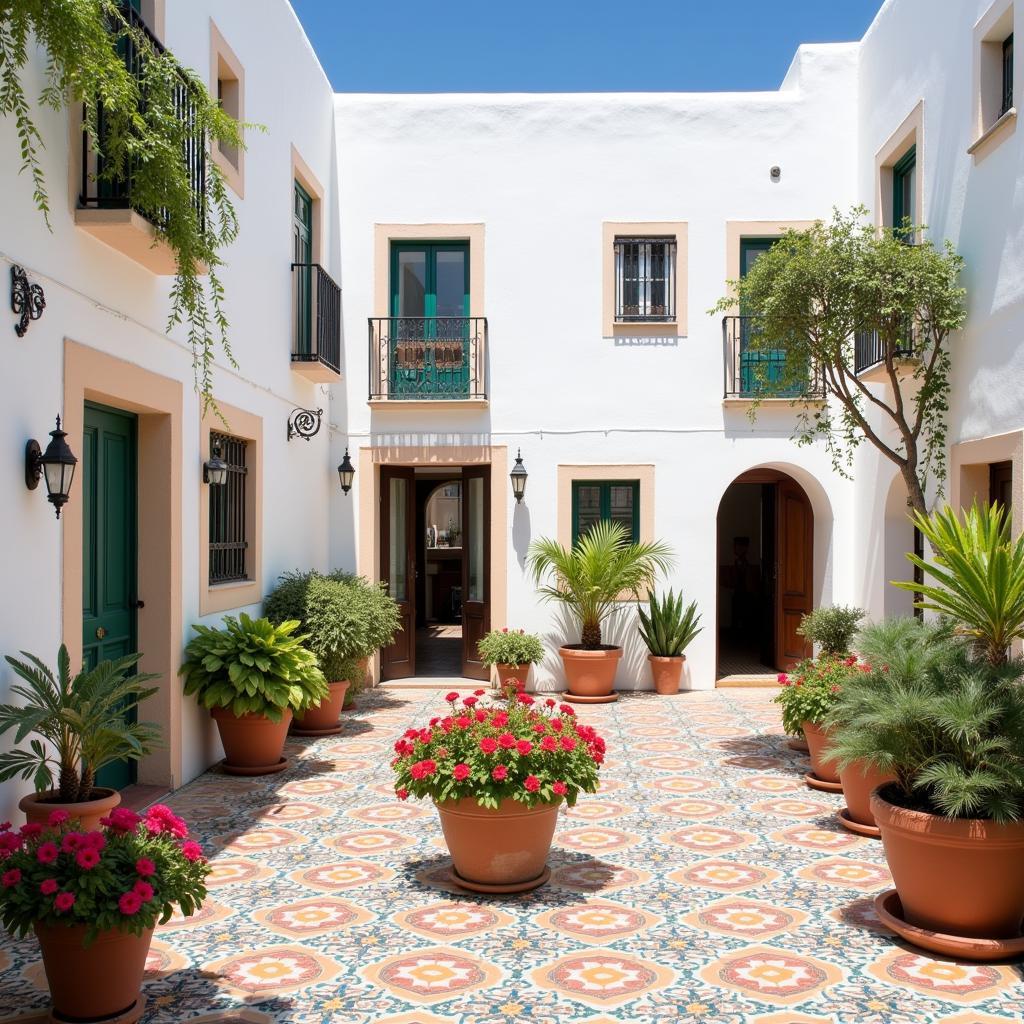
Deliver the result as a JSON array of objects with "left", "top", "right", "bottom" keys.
[
  {"left": 602, "top": 222, "right": 687, "bottom": 337},
  {"left": 971, "top": 0, "right": 1016, "bottom": 161},
  {"left": 140, "top": 0, "right": 165, "bottom": 39},
  {"left": 199, "top": 402, "right": 263, "bottom": 615},
  {"left": 209, "top": 20, "right": 245, "bottom": 198},
  {"left": 875, "top": 102, "right": 924, "bottom": 232},
  {"left": 292, "top": 146, "right": 325, "bottom": 265}
]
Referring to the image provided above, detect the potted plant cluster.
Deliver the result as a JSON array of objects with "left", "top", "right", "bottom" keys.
[
  {"left": 0, "top": 647, "right": 160, "bottom": 830},
  {"left": 180, "top": 613, "right": 327, "bottom": 775},
  {"left": 527, "top": 521, "right": 673, "bottom": 702},
  {"left": 477, "top": 628, "right": 544, "bottom": 691},
  {"left": 637, "top": 589, "right": 702, "bottom": 695},
  {"left": 392, "top": 687, "right": 605, "bottom": 893},
  {"left": 0, "top": 803, "right": 208, "bottom": 1022}
]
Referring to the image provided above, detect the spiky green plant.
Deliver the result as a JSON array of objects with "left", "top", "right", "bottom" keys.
[
  {"left": 0, "top": 647, "right": 160, "bottom": 801},
  {"left": 637, "top": 590, "right": 702, "bottom": 657},
  {"left": 797, "top": 605, "right": 865, "bottom": 656},
  {"left": 895, "top": 501, "right": 1024, "bottom": 665},
  {"left": 527, "top": 522, "right": 674, "bottom": 649}
]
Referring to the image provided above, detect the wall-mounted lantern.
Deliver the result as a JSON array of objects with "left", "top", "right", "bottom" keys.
[
  {"left": 203, "top": 440, "right": 228, "bottom": 486},
  {"left": 337, "top": 448, "right": 355, "bottom": 495},
  {"left": 510, "top": 449, "right": 528, "bottom": 504},
  {"left": 26, "top": 416, "right": 77, "bottom": 518}
]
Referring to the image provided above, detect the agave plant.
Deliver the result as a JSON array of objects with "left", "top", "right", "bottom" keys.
[
  {"left": 896, "top": 501, "right": 1024, "bottom": 665},
  {"left": 0, "top": 647, "right": 160, "bottom": 802},
  {"left": 527, "top": 521, "right": 674, "bottom": 648},
  {"left": 637, "top": 590, "right": 702, "bottom": 657}
]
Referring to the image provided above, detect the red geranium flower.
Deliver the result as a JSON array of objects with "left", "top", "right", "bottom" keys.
[
  {"left": 540, "top": 735, "right": 558, "bottom": 752},
  {"left": 47, "top": 810, "right": 70, "bottom": 828},
  {"left": 552, "top": 781, "right": 568, "bottom": 796},
  {"left": 560, "top": 736, "right": 577, "bottom": 751},
  {"left": 133, "top": 880, "right": 154, "bottom": 902},
  {"left": 462, "top": 696, "right": 479, "bottom": 707},
  {"left": 54, "top": 892, "right": 75, "bottom": 911},
  {"left": 135, "top": 858, "right": 156, "bottom": 877},
  {"left": 396, "top": 788, "right": 409, "bottom": 800},
  {"left": 452, "top": 763, "right": 471, "bottom": 781},
  {"left": 516, "top": 739, "right": 533, "bottom": 756},
  {"left": 479, "top": 737, "right": 498, "bottom": 754},
  {"left": 559, "top": 704, "right": 575, "bottom": 716},
  {"left": 36, "top": 842, "right": 59, "bottom": 864},
  {"left": 473, "top": 689, "right": 486, "bottom": 696},
  {"left": 40, "top": 878, "right": 58, "bottom": 895},
  {"left": 456, "top": 716, "right": 471, "bottom": 729},
  {"left": 491, "top": 764, "right": 508, "bottom": 781},
  {"left": 445, "top": 692, "right": 459, "bottom": 702},
  {"left": 75, "top": 848, "right": 101, "bottom": 870},
  {"left": 118, "top": 891, "right": 142, "bottom": 915},
  {"left": 524, "top": 775, "right": 540, "bottom": 792},
  {"left": 2, "top": 869, "right": 21, "bottom": 887},
  {"left": 181, "top": 841, "right": 204, "bottom": 862},
  {"left": 498, "top": 732, "right": 516, "bottom": 749}
]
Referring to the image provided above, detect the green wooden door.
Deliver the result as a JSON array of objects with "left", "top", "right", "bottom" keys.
[
  {"left": 82, "top": 403, "right": 138, "bottom": 791},
  {"left": 293, "top": 181, "right": 313, "bottom": 357}
]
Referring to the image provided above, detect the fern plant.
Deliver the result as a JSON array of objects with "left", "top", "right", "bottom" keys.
[
  {"left": 637, "top": 590, "right": 702, "bottom": 657},
  {"left": 0, "top": 647, "right": 160, "bottom": 802}
]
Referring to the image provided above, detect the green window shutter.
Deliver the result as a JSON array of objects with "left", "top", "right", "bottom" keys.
[
  {"left": 571, "top": 481, "right": 640, "bottom": 546},
  {"left": 892, "top": 146, "right": 916, "bottom": 239}
]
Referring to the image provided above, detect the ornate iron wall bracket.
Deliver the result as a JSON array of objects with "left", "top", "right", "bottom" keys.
[
  {"left": 11, "top": 266, "right": 45, "bottom": 337},
  {"left": 287, "top": 407, "right": 323, "bottom": 442}
]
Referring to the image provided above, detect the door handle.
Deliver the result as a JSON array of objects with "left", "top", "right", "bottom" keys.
[{"left": 132, "top": 599, "right": 145, "bottom": 609}]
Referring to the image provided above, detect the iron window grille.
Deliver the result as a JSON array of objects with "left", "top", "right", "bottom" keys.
[
  {"left": 614, "top": 237, "right": 677, "bottom": 322},
  {"left": 1002, "top": 33, "right": 1015, "bottom": 117},
  {"left": 209, "top": 432, "right": 248, "bottom": 584}
]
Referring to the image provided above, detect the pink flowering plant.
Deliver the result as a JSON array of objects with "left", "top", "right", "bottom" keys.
[
  {"left": 0, "top": 804, "right": 208, "bottom": 944},
  {"left": 391, "top": 688, "right": 605, "bottom": 809},
  {"left": 774, "top": 655, "right": 869, "bottom": 736},
  {"left": 476, "top": 628, "right": 545, "bottom": 667}
]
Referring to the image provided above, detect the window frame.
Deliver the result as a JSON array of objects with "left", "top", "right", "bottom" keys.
[
  {"left": 1003, "top": 33, "right": 1015, "bottom": 116},
  {"left": 891, "top": 145, "right": 917, "bottom": 238},
  {"left": 208, "top": 430, "right": 249, "bottom": 585},
  {"left": 209, "top": 20, "right": 244, "bottom": 197},
  {"left": 613, "top": 236, "right": 677, "bottom": 323},
  {"left": 571, "top": 480, "right": 640, "bottom": 547}
]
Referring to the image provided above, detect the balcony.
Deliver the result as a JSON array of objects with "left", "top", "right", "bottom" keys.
[
  {"left": 854, "top": 327, "right": 920, "bottom": 383},
  {"left": 292, "top": 263, "right": 342, "bottom": 381},
  {"left": 722, "top": 316, "right": 823, "bottom": 401},
  {"left": 368, "top": 317, "right": 488, "bottom": 406},
  {"left": 75, "top": 3, "right": 206, "bottom": 275}
]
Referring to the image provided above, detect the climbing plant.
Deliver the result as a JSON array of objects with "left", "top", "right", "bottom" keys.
[{"left": 0, "top": 0, "right": 248, "bottom": 407}]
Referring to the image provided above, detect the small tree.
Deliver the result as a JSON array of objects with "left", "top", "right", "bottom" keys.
[{"left": 713, "top": 207, "right": 966, "bottom": 515}]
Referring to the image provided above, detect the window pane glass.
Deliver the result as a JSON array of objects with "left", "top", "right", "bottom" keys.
[
  {"left": 575, "top": 485, "right": 602, "bottom": 540},
  {"left": 397, "top": 251, "right": 426, "bottom": 318},
  {"left": 609, "top": 485, "right": 635, "bottom": 540},
  {"left": 467, "top": 476, "right": 484, "bottom": 602},
  {"left": 388, "top": 477, "right": 407, "bottom": 601},
  {"left": 434, "top": 250, "right": 466, "bottom": 317}
]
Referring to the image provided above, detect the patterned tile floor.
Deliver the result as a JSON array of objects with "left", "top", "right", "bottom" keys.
[{"left": 2, "top": 688, "right": 1023, "bottom": 1023}]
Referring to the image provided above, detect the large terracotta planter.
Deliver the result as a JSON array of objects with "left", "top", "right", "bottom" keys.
[
  {"left": 211, "top": 707, "right": 292, "bottom": 774},
  {"left": 559, "top": 645, "right": 622, "bottom": 702},
  {"left": 35, "top": 922, "right": 153, "bottom": 1021},
  {"left": 293, "top": 680, "right": 349, "bottom": 734},
  {"left": 871, "top": 788, "right": 1024, "bottom": 939},
  {"left": 839, "top": 760, "right": 897, "bottom": 828},
  {"left": 802, "top": 721, "right": 841, "bottom": 783},
  {"left": 20, "top": 788, "right": 121, "bottom": 832},
  {"left": 648, "top": 654, "right": 684, "bottom": 695},
  {"left": 495, "top": 663, "right": 530, "bottom": 693},
  {"left": 435, "top": 796, "right": 561, "bottom": 893}
]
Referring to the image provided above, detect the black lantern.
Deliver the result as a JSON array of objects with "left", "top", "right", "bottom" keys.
[
  {"left": 26, "top": 416, "right": 78, "bottom": 518},
  {"left": 338, "top": 447, "right": 355, "bottom": 495},
  {"left": 510, "top": 448, "right": 528, "bottom": 504},
  {"left": 203, "top": 440, "right": 228, "bottom": 486}
]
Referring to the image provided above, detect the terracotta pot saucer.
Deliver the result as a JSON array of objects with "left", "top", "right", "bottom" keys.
[
  {"left": 874, "top": 889, "right": 1024, "bottom": 962},
  {"left": 787, "top": 737, "right": 810, "bottom": 753},
  {"left": 290, "top": 723, "right": 343, "bottom": 737},
  {"left": 219, "top": 756, "right": 289, "bottom": 777},
  {"left": 562, "top": 692, "right": 618, "bottom": 704},
  {"left": 838, "top": 806, "right": 881, "bottom": 838},
  {"left": 50, "top": 996, "right": 146, "bottom": 1024},
  {"left": 451, "top": 865, "right": 551, "bottom": 894},
  {"left": 805, "top": 772, "right": 843, "bottom": 793}
]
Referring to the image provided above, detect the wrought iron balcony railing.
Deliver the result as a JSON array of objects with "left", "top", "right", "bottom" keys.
[
  {"left": 853, "top": 327, "right": 918, "bottom": 376},
  {"left": 722, "top": 316, "right": 823, "bottom": 400},
  {"left": 292, "top": 263, "right": 341, "bottom": 376},
  {"left": 368, "top": 317, "right": 487, "bottom": 401},
  {"left": 79, "top": 3, "right": 206, "bottom": 232}
]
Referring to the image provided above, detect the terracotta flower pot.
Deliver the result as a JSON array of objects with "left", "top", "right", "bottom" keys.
[
  {"left": 495, "top": 663, "right": 530, "bottom": 692},
  {"left": 872, "top": 788, "right": 1024, "bottom": 939},
  {"left": 802, "top": 721, "right": 841, "bottom": 784},
  {"left": 20, "top": 788, "right": 121, "bottom": 832},
  {"left": 34, "top": 922, "right": 153, "bottom": 1020},
  {"left": 293, "top": 680, "right": 349, "bottom": 732},
  {"left": 648, "top": 654, "right": 684, "bottom": 695},
  {"left": 211, "top": 707, "right": 292, "bottom": 772},
  {"left": 559, "top": 645, "right": 622, "bottom": 700},
  {"left": 435, "top": 796, "right": 561, "bottom": 893},
  {"left": 839, "top": 760, "right": 897, "bottom": 827}
]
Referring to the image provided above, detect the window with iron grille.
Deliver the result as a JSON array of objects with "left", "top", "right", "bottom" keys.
[
  {"left": 1002, "top": 33, "right": 1014, "bottom": 117},
  {"left": 614, "top": 237, "right": 676, "bottom": 322},
  {"left": 209, "top": 432, "right": 248, "bottom": 584}
]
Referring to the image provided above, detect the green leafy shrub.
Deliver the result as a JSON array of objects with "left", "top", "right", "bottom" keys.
[
  {"left": 637, "top": 590, "right": 702, "bottom": 657},
  {"left": 773, "top": 655, "right": 866, "bottom": 736},
  {"left": 797, "top": 605, "right": 865, "bottom": 657},
  {"left": 179, "top": 614, "right": 327, "bottom": 721},
  {"left": 326, "top": 571, "right": 402, "bottom": 655},
  {"left": 0, "top": 648, "right": 160, "bottom": 802},
  {"left": 477, "top": 629, "right": 544, "bottom": 667}
]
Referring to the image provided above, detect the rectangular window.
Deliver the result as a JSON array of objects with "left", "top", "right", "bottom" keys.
[
  {"left": 892, "top": 146, "right": 916, "bottom": 239},
  {"left": 1003, "top": 33, "right": 1015, "bottom": 116},
  {"left": 208, "top": 431, "right": 248, "bottom": 584},
  {"left": 572, "top": 481, "right": 639, "bottom": 546},
  {"left": 614, "top": 237, "right": 676, "bottom": 322}
]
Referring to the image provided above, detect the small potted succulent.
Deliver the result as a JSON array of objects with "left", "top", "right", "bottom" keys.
[
  {"left": 637, "top": 590, "right": 702, "bottom": 695},
  {"left": 0, "top": 647, "right": 160, "bottom": 830},
  {"left": 477, "top": 628, "right": 544, "bottom": 691},
  {"left": 0, "top": 804, "right": 208, "bottom": 1022},
  {"left": 392, "top": 688, "right": 605, "bottom": 893},
  {"left": 180, "top": 613, "right": 327, "bottom": 774}
]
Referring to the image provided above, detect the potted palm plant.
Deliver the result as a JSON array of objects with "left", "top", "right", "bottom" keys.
[
  {"left": 477, "top": 628, "right": 545, "bottom": 692},
  {"left": 180, "top": 614, "right": 327, "bottom": 775},
  {"left": 527, "top": 522, "right": 673, "bottom": 703},
  {"left": 637, "top": 590, "right": 702, "bottom": 694},
  {"left": 0, "top": 648, "right": 160, "bottom": 830}
]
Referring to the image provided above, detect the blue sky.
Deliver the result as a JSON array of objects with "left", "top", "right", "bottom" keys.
[{"left": 291, "top": 0, "right": 884, "bottom": 93}]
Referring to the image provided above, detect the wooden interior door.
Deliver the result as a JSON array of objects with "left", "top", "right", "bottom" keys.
[
  {"left": 380, "top": 467, "right": 416, "bottom": 680},
  {"left": 461, "top": 465, "right": 490, "bottom": 680},
  {"left": 775, "top": 477, "right": 813, "bottom": 672}
]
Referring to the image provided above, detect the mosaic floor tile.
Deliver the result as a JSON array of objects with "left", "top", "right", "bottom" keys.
[
  {"left": 699, "top": 945, "right": 842, "bottom": 1005},
  {"left": 533, "top": 900, "right": 661, "bottom": 945},
  {"left": 362, "top": 947, "right": 501, "bottom": 1004},
  {"left": 530, "top": 951, "right": 674, "bottom": 1008}
]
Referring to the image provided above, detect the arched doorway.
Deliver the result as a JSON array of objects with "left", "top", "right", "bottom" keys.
[{"left": 716, "top": 469, "right": 814, "bottom": 679}]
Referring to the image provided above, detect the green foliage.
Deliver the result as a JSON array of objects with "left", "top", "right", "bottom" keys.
[
  {"left": 637, "top": 589, "right": 702, "bottom": 657},
  {"left": 527, "top": 521, "right": 674, "bottom": 648},
  {"left": 0, "top": 1, "right": 250, "bottom": 408},
  {"left": 712, "top": 206, "right": 966, "bottom": 514},
  {"left": 896, "top": 501, "right": 1024, "bottom": 665},
  {"left": 0, "top": 647, "right": 160, "bottom": 802},
  {"left": 797, "top": 605, "right": 865, "bottom": 657},
  {"left": 477, "top": 629, "right": 545, "bottom": 667},
  {"left": 179, "top": 614, "right": 327, "bottom": 721},
  {"left": 826, "top": 618, "right": 1024, "bottom": 822},
  {"left": 773, "top": 655, "right": 865, "bottom": 736}
]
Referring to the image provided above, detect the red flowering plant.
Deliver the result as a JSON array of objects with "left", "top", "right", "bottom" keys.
[
  {"left": 391, "top": 687, "right": 605, "bottom": 809},
  {"left": 774, "top": 654, "right": 870, "bottom": 736},
  {"left": 0, "top": 804, "right": 209, "bottom": 944}
]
